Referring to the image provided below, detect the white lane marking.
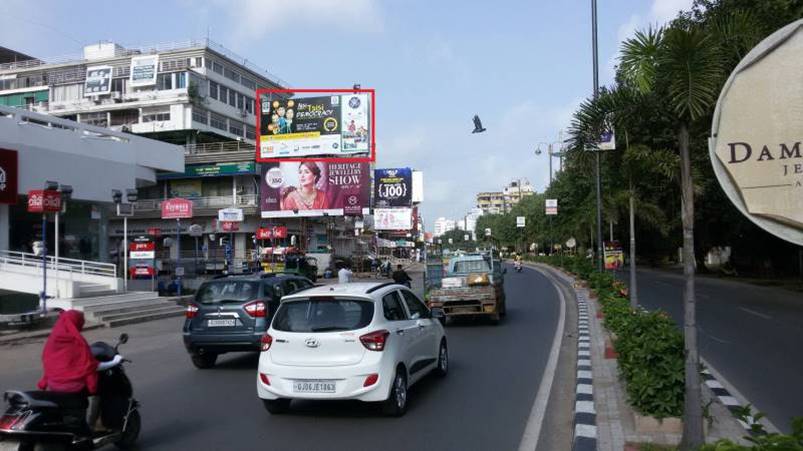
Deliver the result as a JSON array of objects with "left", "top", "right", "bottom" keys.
[
  {"left": 577, "top": 383, "right": 593, "bottom": 395},
  {"left": 574, "top": 424, "right": 597, "bottom": 439},
  {"left": 517, "top": 265, "right": 567, "bottom": 451},
  {"left": 575, "top": 400, "right": 596, "bottom": 414},
  {"left": 739, "top": 307, "right": 772, "bottom": 320}
]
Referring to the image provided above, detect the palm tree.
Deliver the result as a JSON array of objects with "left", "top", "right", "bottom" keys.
[{"left": 619, "top": 25, "right": 724, "bottom": 449}]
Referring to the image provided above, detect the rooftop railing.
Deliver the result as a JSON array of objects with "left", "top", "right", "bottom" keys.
[{"left": 184, "top": 140, "right": 256, "bottom": 155}]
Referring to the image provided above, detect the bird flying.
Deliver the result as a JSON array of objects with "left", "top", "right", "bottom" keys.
[{"left": 472, "top": 115, "right": 486, "bottom": 134}]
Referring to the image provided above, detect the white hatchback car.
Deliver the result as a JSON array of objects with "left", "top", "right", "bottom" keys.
[{"left": 256, "top": 282, "right": 448, "bottom": 416}]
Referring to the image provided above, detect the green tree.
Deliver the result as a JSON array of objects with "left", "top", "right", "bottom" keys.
[{"left": 619, "top": 24, "right": 726, "bottom": 449}]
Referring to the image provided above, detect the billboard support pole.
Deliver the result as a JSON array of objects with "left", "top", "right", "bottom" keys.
[
  {"left": 176, "top": 218, "right": 181, "bottom": 297},
  {"left": 123, "top": 215, "right": 128, "bottom": 293},
  {"left": 41, "top": 213, "right": 48, "bottom": 314}
]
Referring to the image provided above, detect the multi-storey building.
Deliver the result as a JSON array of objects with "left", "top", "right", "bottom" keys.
[
  {"left": 0, "top": 40, "right": 349, "bottom": 272},
  {"left": 476, "top": 179, "right": 534, "bottom": 215},
  {"left": 476, "top": 192, "right": 506, "bottom": 215},
  {"left": 433, "top": 217, "right": 456, "bottom": 237}
]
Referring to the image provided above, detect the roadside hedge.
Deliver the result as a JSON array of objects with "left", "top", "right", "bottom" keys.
[{"left": 530, "top": 255, "right": 684, "bottom": 419}]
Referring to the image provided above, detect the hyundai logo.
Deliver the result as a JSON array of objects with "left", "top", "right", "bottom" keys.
[{"left": 305, "top": 337, "right": 320, "bottom": 348}]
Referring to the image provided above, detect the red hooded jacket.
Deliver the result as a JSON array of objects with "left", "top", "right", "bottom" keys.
[{"left": 37, "top": 310, "right": 99, "bottom": 394}]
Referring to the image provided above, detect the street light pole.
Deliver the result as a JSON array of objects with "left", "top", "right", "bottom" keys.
[{"left": 592, "top": 0, "right": 604, "bottom": 271}]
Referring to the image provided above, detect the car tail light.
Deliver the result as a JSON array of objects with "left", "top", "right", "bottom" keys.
[
  {"left": 259, "top": 373, "right": 271, "bottom": 385},
  {"left": 260, "top": 334, "right": 273, "bottom": 352},
  {"left": 0, "top": 414, "right": 30, "bottom": 431},
  {"left": 185, "top": 303, "right": 199, "bottom": 319},
  {"left": 359, "top": 330, "right": 390, "bottom": 352},
  {"left": 244, "top": 301, "right": 267, "bottom": 318},
  {"left": 363, "top": 373, "right": 379, "bottom": 387}
]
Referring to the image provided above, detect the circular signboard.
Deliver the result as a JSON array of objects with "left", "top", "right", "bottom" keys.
[{"left": 710, "top": 19, "right": 803, "bottom": 245}]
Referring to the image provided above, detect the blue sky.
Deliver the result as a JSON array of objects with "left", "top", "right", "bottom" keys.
[{"left": 0, "top": 0, "right": 693, "bottom": 228}]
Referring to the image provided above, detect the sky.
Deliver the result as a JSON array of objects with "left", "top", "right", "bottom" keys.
[{"left": 0, "top": 0, "right": 693, "bottom": 229}]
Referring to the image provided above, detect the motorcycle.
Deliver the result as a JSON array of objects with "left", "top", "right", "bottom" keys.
[
  {"left": 514, "top": 261, "right": 523, "bottom": 273},
  {"left": 0, "top": 333, "right": 140, "bottom": 450}
]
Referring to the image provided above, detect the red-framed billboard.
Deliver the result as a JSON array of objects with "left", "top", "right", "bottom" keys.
[{"left": 256, "top": 88, "right": 375, "bottom": 163}]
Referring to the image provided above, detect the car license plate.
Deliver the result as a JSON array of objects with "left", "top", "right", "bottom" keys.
[
  {"left": 207, "top": 319, "right": 236, "bottom": 327},
  {"left": 292, "top": 380, "right": 336, "bottom": 393},
  {"left": 453, "top": 307, "right": 476, "bottom": 314}
]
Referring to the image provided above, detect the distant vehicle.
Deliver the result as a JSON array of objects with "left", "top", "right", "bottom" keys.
[
  {"left": 257, "top": 282, "right": 448, "bottom": 417},
  {"left": 282, "top": 254, "right": 318, "bottom": 282},
  {"left": 427, "top": 252, "right": 507, "bottom": 324},
  {"left": 182, "top": 273, "right": 315, "bottom": 369}
]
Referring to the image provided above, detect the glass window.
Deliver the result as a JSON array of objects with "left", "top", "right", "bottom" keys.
[
  {"left": 196, "top": 281, "right": 259, "bottom": 304},
  {"left": 229, "top": 120, "right": 243, "bottom": 137},
  {"left": 451, "top": 259, "right": 491, "bottom": 274},
  {"left": 382, "top": 292, "right": 407, "bottom": 321},
  {"left": 273, "top": 298, "right": 374, "bottom": 332},
  {"left": 111, "top": 78, "right": 126, "bottom": 94},
  {"left": 142, "top": 107, "right": 170, "bottom": 122},
  {"left": 212, "top": 61, "right": 224, "bottom": 75},
  {"left": 245, "top": 97, "right": 253, "bottom": 114},
  {"left": 225, "top": 67, "right": 240, "bottom": 83},
  {"left": 205, "top": 58, "right": 212, "bottom": 69},
  {"left": 245, "top": 125, "right": 256, "bottom": 140},
  {"left": 192, "top": 107, "right": 208, "bottom": 124},
  {"left": 219, "top": 86, "right": 228, "bottom": 104},
  {"left": 208, "top": 80, "right": 218, "bottom": 100},
  {"left": 80, "top": 112, "right": 107, "bottom": 128},
  {"left": 194, "top": 57, "right": 203, "bottom": 68},
  {"left": 176, "top": 72, "right": 187, "bottom": 89},
  {"left": 241, "top": 76, "right": 256, "bottom": 90},
  {"left": 400, "top": 290, "right": 429, "bottom": 320},
  {"left": 272, "top": 283, "right": 285, "bottom": 301},
  {"left": 156, "top": 73, "right": 172, "bottom": 90},
  {"left": 209, "top": 112, "right": 227, "bottom": 130},
  {"left": 228, "top": 89, "right": 237, "bottom": 107}
]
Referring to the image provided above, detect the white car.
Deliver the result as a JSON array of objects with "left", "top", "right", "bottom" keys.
[{"left": 256, "top": 282, "right": 448, "bottom": 416}]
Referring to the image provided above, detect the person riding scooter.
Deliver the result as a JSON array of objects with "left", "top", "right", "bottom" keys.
[
  {"left": 514, "top": 255, "right": 523, "bottom": 272},
  {"left": 392, "top": 264, "right": 413, "bottom": 288}
]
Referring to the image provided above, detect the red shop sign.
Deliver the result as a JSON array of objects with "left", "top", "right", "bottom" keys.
[
  {"left": 221, "top": 221, "right": 240, "bottom": 232},
  {"left": 27, "top": 190, "right": 61, "bottom": 213},
  {"left": 161, "top": 198, "right": 193, "bottom": 219},
  {"left": 147, "top": 227, "right": 162, "bottom": 237},
  {"left": 256, "top": 226, "right": 287, "bottom": 239},
  {"left": 129, "top": 242, "right": 155, "bottom": 252}
]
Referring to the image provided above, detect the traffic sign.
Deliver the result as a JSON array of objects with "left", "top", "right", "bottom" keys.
[{"left": 516, "top": 216, "right": 526, "bottom": 228}]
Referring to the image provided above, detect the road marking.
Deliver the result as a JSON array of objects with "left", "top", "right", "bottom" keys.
[
  {"left": 739, "top": 307, "right": 772, "bottom": 320},
  {"left": 517, "top": 266, "right": 567, "bottom": 451},
  {"left": 574, "top": 424, "right": 597, "bottom": 439},
  {"left": 577, "top": 383, "right": 593, "bottom": 395},
  {"left": 577, "top": 370, "right": 592, "bottom": 379}
]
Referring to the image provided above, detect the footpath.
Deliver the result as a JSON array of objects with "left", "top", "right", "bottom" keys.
[{"left": 527, "top": 262, "right": 751, "bottom": 451}]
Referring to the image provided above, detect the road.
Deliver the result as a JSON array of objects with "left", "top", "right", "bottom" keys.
[
  {"left": 623, "top": 268, "right": 803, "bottom": 432},
  {"left": 0, "top": 266, "right": 561, "bottom": 451}
]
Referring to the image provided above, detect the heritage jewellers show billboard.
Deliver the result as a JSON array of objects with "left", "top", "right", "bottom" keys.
[
  {"left": 257, "top": 93, "right": 370, "bottom": 159},
  {"left": 260, "top": 162, "right": 371, "bottom": 218},
  {"left": 374, "top": 168, "right": 412, "bottom": 208}
]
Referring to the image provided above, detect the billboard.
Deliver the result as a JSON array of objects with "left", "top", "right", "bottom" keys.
[
  {"left": 412, "top": 170, "right": 424, "bottom": 203},
  {"left": 84, "top": 66, "right": 112, "bottom": 96},
  {"left": 604, "top": 241, "right": 624, "bottom": 270},
  {"left": 218, "top": 208, "right": 244, "bottom": 222},
  {"left": 546, "top": 198, "right": 558, "bottom": 215},
  {"left": 130, "top": 55, "right": 159, "bottom": 87},
  {"left": 256, "top": 90, "right": 373, "bottom": 161},
  {"left": 374, "top": 168, "right": 412, "bottom": 208},
  {"left": 129, "top": 241, "right": 155, "bottom": 260},
  {"left": 0, "top": 149, "right": 18, "bottom": 205},
  {"left": 161, "top": 198, "right": 193, "bottom": 219},
  {"left": 374, "top": 208, "right": 413, "bottom": 231},
  {"left": 27, "top": 190, "right": 61, "bottom": 213},
  {"left": 260, "top": 161, "right": 370, "bottom": 218},
  {"left": 516, "top": 216, "right": 526, "bottom": 228}
]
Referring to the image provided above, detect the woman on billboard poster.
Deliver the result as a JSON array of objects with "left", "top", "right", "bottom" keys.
[{"left": 280, "top": 162, "right": 328, "bottom": 210}]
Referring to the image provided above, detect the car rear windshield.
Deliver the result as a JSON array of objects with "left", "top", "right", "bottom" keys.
[
  {"left": 196, "top": 281, "right": 260, "bottom": 304},
  {"left": 272, "top": 298, "right": 374, "bottom": 332},
  {"left": 451, "top": 259, "right": 490, "bottom": 274}
]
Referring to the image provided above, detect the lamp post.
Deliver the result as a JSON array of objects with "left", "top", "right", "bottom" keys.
[
  {"left": 591, "top": 0, "right": 604, "bottom": 271},
  {"left": 40, "top": 180, "right": 60, "bottom": 313},
  {"left": 112, "top": 188, "right": 138, "bottom": 292},
  {"left": 535, "top": 140, "right": 565, "bottom": 184},
  {"left": 53, "top": 184, "right": 72, "bottom": 298}
]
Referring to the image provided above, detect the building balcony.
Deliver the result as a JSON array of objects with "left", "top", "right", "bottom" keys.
[
  {"left": 133, "top": 194, "right": 258, "bottom": 219},
  {"left": 184, "top": 141, "right": 256, "bottom": 165},
  {"left": 48, "top": 89, "right": 189, "bottom": 114}
]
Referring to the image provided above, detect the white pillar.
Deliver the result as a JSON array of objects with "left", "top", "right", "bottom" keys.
[{"left": 54, "top": 212, "right": 59, "bottom": 297}]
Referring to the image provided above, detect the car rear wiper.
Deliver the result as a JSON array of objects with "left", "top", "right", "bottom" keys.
[{"left": 310, "top": 326, "right": 350, "bottom": 332}]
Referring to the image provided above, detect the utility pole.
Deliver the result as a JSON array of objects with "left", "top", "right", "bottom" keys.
[{"left": 592, "top": 0, "right": 604, "bottom": 271}]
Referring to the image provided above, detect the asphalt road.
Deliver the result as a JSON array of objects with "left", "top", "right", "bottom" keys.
[
  {"left": 0, "top": 266, "right": 561, "bottom": 451},
  {"left": 622, "top": 268, "right": 803, "bottom": 432}
]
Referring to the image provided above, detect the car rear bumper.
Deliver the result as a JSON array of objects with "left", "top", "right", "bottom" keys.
[
  {"left": 256, "top": 355, "right": 393, "bottom": 403},
  {"left": 183, "top": 332, "right": 264, "bottom": 354}
]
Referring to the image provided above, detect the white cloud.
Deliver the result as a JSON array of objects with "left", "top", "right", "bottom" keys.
[
  {"left": 650, "top": 0, "right": 694, "bottom": 24},
  {"left": 217, "top": 0, "right": 383, "bottom": 41}
]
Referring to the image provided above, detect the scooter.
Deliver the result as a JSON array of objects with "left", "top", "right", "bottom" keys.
[
  {"left": 0, "top": 333, "right": 140, "bottom": 450},
  {"left": 514, "top": 261, "right": 523, "bottom": 273}
]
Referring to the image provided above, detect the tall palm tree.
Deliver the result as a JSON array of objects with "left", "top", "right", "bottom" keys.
[{"left": 619, "top": 26, "right": 724, "bottom": 449}]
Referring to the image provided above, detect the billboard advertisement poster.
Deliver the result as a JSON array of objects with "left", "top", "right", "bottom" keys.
[
  {"left": 545, "top": 198, "right": 558, "bottom": 215},
  {"left": 256, "top": 226, "right": 288, "bottom": 240},
  {"left": 84, "top": 66, "right": 112, "bottom": 96},
  {"left": 374, "top": 168, "right": 412, "bottom": 207},
  {"left": 256, "top": 90, "right": 373, "bottom": 161},
  {"left": 604, "top": 241, "right": 624, "bottom": 270},
  {"left": 170, "top": 180, "right": 202, "bottom": 198},
  {"left": 218, "top": 207, "right": 244, "bottom": 222},
  {"left": 374, "top": 208, "right": 413, "bottom": 231},
  {"left": 130, "top": 55, "right": 159, "bottom": 87},
  {"left": 27, "top": 190, "right": 61, "bottom": 213},
  {"left": 516, "top": 216, "right": 526, "bottom": 228},
  {"left": 412, "top": 170, "right": 424, "bottom": 203},
  {"left": 0, "top": 148, "right": 18, "bottom": 205},
  {"left": 260, "top": 161, "right": 370, "bottom": 218}
]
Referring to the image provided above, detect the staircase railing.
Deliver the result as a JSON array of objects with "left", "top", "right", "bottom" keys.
[{"left": 0, "top": 250, "right": 117, "bottom": 278}]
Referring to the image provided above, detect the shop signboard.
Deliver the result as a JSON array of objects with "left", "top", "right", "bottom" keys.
[
  {"left": 374, "top": 207, "right": 413, "bottom": 231},
  {"left": 147, "top": 227, "right": 162, "bottom": 237},
  {"left": 130, "top": 265, "right": 155, "bottom": 278},
  {"left": 374, "top": 167, "right": 412, "bottom": 207},
  {"left": 129, "top": 241, "right": 155, "bottom": 260},
  {"left": 27, "top": 190, "right": 61, "bottom": 213},
  {"left": 161, "top": 198, "right": 193, "bottom": 219},
  {"left": 129, "top": 55, "right": 159, "bottom": 87},
  {"left": 218, "top": 207, "right": 244, "bottom": 222},
  {"left": 0, "top": 148, "right": 18, "bottom": 204},
  {"left": 260, "top": 162, "right": 370, "bottom": 218},
  {"left": 221, "top": 221, "right": 239, "bottom": 232},
  {"left": 256, "top": 226, "right": 288, "bottom": 240},
  {"left": 158, "top": 161, "right": 257, "bottom": 180},
  {"left": 84, "top": 66, "right": 112, "bottom": 96},
  {"left": 709, "top": 19, "right": 803, "bottom": 245},
  {"left": 257, "top": 93, "right": 371, "bottom": 159}
]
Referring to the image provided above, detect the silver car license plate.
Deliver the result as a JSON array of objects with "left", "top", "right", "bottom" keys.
[
  {"left": 292, "top": 380, "right": 336, "bottom": 393},
  {"left": 207, "top": 319, "right": 236, "bottom": 327}
]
